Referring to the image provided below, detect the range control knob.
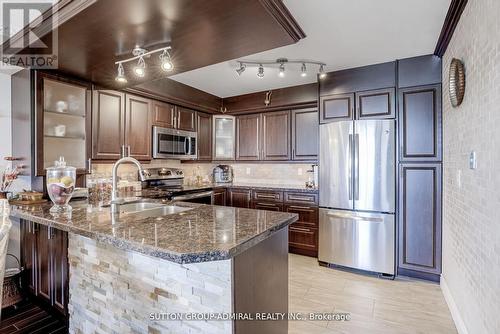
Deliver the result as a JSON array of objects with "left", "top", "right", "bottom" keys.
[{"left": 176, "top": 170, "right": 183, "bottom": 176}]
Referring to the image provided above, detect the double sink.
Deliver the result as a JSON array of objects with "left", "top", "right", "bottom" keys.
[{"left": 105, "top": 201, "right": 192, "bottom": 219}]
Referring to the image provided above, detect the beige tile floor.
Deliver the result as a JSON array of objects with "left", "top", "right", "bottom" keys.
[{"left": 288, "top": 254, "right": 457, "bottom": 334}]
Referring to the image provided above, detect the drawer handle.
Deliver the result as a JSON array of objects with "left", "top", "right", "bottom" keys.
[
  {"left": 288, "top": 205, "right": 311, "bottom": 210},
  {"left": 257, "top": 194, "right": 278, "bottom": 199},
  {"left": 288, "top": 195, "right": 313, "bottom": 201},
  {"left": 256, "top": 202, "right": 277, "bottom": 207},
  {"left": 291, "top": 227, "right": 310, "bottom": 233},
  {"left": 326, "top": 212, "right": 383, "bottom": 223}
]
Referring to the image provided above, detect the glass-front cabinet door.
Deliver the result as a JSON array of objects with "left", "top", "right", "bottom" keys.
[
  {"left": 37, "top": 72, "right": 91, "bottom": 175},
  {"left": 213, "top": 115, "right": 235, "bottom": 160}
]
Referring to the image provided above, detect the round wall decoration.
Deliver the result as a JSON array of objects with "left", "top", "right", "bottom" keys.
[{"left": 449, "top": 58, "right": 465, "bottom": 107}]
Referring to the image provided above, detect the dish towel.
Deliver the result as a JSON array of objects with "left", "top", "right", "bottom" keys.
[{"left": 0, "top": 199, "right": 12, "bottom": 319}]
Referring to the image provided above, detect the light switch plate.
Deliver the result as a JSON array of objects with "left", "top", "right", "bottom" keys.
[
  {"left": 469, "top": 151, "right": 477, "bottom": 169},
  {"left": 297, "top": 168, "right": 303, "bottom": 176},
  {"left": 245, "top": 167, "right": 251, "bottom": 175}
]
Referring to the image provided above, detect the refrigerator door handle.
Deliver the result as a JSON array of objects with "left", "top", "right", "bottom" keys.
[
  {"left": 348, "top": 134, "right": 353, "bottom": 200},
  {"left": 354, "top": 133, "right": 360, "bottom": 201},
  {"left": 326, "top": 212, "right": 383, "bottom": 223}
]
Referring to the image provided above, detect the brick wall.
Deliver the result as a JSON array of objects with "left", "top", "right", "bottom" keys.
[
  {"left": 68, "top": 234, "right": 233, "bottom": 334},
  {"left": 442, "top": 0, "right": 500, "bottom": 333}
]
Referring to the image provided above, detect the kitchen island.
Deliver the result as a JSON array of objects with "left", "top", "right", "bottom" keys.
[{"left": 11, "top": 200, "right": 297, "bottom": 334}]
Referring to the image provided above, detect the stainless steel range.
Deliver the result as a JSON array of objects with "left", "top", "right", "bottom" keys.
[{"left": 139, "top": 167, "right": 213, "bottom": 204}]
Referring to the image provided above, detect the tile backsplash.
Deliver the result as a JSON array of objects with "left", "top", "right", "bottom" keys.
[{"left": 91, "top": 160, "right": 315, "bottom": 187}]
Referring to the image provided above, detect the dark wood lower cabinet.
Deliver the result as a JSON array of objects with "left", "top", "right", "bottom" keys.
[
  {"left": 228, "top": 188, "right": 252, "bottom": 208},
  {"left": 21, "top": 220, "right": 69, "bottom": 316},
  {"left": 284, "top": 204, "right": 319, "bottom": 257},
  {"left": 213, "top": 188, "right": 227, "bottom": 206},
  {"left": 398, "top": 163, "right": 442, "bottom": 281},
  {"left": 252, "top": 202, "right": 283, "bottom": 211}
]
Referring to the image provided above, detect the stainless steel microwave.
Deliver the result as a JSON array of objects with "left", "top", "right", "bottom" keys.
[{"left": 153, "top": 126, "right": 197, "bottom": 160}]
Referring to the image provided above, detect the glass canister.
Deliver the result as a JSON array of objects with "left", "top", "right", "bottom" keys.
[{"left": 46, "top": 157, "right": 76, "bottom": 213}]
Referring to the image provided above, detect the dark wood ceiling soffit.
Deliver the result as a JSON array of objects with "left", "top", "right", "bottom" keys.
[
  {"left": 434, "top": 0, "right": 468, "bottom": 57},
  {"left": 258, "top": 0, "right": 306, "bottom": 42},
  {"left": 5, "top": 0, "right": 305, "bottom": 91}
]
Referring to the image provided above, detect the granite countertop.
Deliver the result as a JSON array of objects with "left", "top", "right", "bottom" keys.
[{"left": 10, "top": 200, "right": 297, "bottom": 264}]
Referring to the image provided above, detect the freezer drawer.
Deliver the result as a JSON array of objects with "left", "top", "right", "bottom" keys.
[{"left": 319, "top": 208, "right": 395, "bottom": 275}]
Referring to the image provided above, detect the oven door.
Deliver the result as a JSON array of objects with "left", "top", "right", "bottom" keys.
[
  {"left": 171, "top": 191, "right": 214, "bottom": 204},
  {"left": 153, "top": 126, "right": 197, "bottom": 160}
]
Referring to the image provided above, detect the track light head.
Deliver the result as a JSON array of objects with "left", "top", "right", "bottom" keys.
[
  {"left": 318, "top": 64, "right": 326, "bottom": 79},
  {"left": 301, "top": 63, "right": 307, "bottom": 77},
  {"left": 160, "top": 50, "right": 174, "bottom": 72},
  {"left": 134, "top": 57, "right": 146, "bottom": 77},
  {"left": 115, "top": 63, "right": 127, "bottom": 83},
  {"left": 257, "top": 64, "right": 264, "bottom": 78},
  {"left": 236, "top": 63, "right": 246, "bottom": 76},
  {"left": 278, "top": 63, "right": 285, "bottom": 77}
]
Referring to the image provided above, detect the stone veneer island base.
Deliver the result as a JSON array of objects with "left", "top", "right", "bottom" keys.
[
  {"left": 11, "top": 201, "right": 294, "bottom": 334},
  {"left": 68, "top": 229, "right": 288, "bottom": 334}
]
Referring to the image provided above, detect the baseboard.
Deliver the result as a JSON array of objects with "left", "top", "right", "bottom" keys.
[{"left": 440, "top": 275, "right": 469, "bottom": 334}]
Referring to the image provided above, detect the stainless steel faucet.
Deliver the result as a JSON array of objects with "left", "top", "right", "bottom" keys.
[{"left": 110, "top": 156, "right": 143, "bottom": 213}]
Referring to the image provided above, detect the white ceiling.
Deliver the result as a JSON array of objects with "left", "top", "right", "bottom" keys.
[{"left": 170, "top": 0, "right": 451, "bottom": 98}]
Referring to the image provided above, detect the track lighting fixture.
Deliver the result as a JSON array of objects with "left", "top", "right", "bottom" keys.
[
  {"left": 257, "top": 64, "right": 264, "bottom": 78},
  {"left": 301, "top": 63, "right": 307, "bottom": 77},
  {"left": 236, "top": 58, "right": 326, "bottom": 79},
  {"left": 134, "top": 56, "right": 146, "bottom": 77},
  {"left": 319, "top": 64, "right": 326, "bottom": 79},
  {"left": 279, "top": 63, "right": 285, "bottom": 77},
  {"left": 115, "top": 63, "right": 127, "bottom": 83},
  {"left": 114, "top": 45, "right": 173, "bottom": 83},
  {"left": 160, "top": 49, "right": 173, "bottom": 71},
  {"left": 236, "top": 63, "right": 246, "bottom": 76}
]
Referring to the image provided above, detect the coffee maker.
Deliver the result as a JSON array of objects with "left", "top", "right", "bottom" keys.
[{"left": 213, "top": 165, "right": 233, "bottom": 183}]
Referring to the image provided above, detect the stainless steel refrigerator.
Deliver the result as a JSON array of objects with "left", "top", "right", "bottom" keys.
[{"left": 318, "top": 120, "right": 395, "bottom": 275}]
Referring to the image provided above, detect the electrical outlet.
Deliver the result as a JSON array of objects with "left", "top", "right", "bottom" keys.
[
  {"left": 245, "top": 167, "right": 251, "bottom": 175},
  {"left": 298, "top": 168, "right": 303, "bottom": 176}
]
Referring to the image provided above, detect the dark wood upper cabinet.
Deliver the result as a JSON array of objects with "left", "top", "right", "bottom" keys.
[
  {"left": 125, "top": 94, "right": 152, "bottom": 161},
  {"left": 92, "top": 90, "right": 125, "bottom": 160},
  {"left": 356, "top": 87, "right": 395, "bottom": 119},
  {"left": 236, "top": 114, "right": 261, "bottom": 161},
  {"left": 197, "top": 112, "right": 212, "bottom": 161},
  {"left": 176, "top": 106, "right": 197, "bottom": 132},
  {"left": 320, "top": 93, "right": 354, "bottom": 123},
  {"left": 93, "top": 91, "right": 152, "bottom": 161},
  {"left": 399, "top": 163, "right": 442, "bottom": 276},
  {"left": 291, "top": 108, "right": 318, "bottom": 160},
  {"left": 399, "top": 84, "right": 442, "bottom": 162},
  {"left": 152, "top": 101, "right": 175, "bottom": 128},
  {"left": 398, "top": 55, "right": 442, "bottom": 88},
  {"left": 228, "top": 188, "right": 252, "bottom": 208},
  {"left": 262, "top": 111, "right": 291, "bottom": 161},
  {"left": 35, "top": 72, "right": 92, "bottom": 176}
]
